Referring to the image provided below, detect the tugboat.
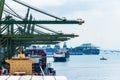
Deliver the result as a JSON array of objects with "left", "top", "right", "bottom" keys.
[
  {"left": 53, "top": 48, "right": 70, "bottom": 62},
  {"left": 0, "top": 47, "right": 68, "bottom": 80}
]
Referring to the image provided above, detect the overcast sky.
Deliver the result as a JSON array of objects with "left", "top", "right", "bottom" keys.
[{"left": 4, "top": 0, "right": 120, "bottom": 49}]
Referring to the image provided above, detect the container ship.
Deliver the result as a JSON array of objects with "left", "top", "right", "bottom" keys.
[
  {"left": 53, "top": 48, "right": 70, "bottom": 62},
  {"left": 0, "top": 47, "right": 68, "bottom": 80},
  {"left": 73, "top": 43, "right": 100, "bottom": 55}
]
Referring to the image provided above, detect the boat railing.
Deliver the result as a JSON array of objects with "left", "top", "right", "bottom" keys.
[
  {"left": 40, "top": 65, "right": 45, "bottom": 80},
  {"left": 39, "top": 64, "right": 56, "bottom": 80}
]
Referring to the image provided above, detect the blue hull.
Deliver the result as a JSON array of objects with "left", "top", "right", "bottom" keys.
[{"left": 54, "top": 57, "right": 67, "bottom": 62}]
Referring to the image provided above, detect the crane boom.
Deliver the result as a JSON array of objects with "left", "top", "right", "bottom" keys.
[
  {"left": 13, "top": 0, "right": 64, "bottom": 20},
  {"left": 0, "top": 20, "right": 80, "bottom": 24},
  {"left": 0, "top": 0, "right": 5, "bottom": 20}
]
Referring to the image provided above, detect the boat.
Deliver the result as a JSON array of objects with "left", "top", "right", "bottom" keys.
[
  {"left": 0, "top": 46, "right": 67, "bottom": 80},
  {"left": 0, "top": 46, "right": 56, "bottom": 75},
  {"left": 0, "top": 47, "right": 68, "bottom": 80},
  {"left": 100, "top": 57, "right": 107, "bottom": 60},
  {"left": 53, "top": 48, "right": 70, "bottom": 62}
]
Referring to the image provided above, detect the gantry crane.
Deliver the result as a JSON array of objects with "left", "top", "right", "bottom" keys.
[
  {"left": 0, "top": 0, "right": 84, "bottom": 59},
  {"left": 0, "top": 0, "right": 5, "bottom": 20}
]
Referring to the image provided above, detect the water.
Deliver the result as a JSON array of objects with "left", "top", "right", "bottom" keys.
[{"left": 47, "top": 53, "right": 120, "bottom": 80}]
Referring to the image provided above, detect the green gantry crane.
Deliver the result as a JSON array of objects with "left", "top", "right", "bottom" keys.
[{"left": 0, "top": 0, "right": 84, "bottom": 59}]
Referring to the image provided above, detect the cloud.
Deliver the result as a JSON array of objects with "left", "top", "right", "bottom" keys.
[
  {"left": 10, "top": 0, "right": 67, "bottom": 7},
  {"left": 63, "top": 0, "right": 120, "bottom": 49},
  {"left": 4, "top": 0, "right": 67, "bottom": 19}
]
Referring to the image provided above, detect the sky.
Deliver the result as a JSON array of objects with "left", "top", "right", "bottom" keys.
[{"left": 4, "top": 0, "right": 120, "bottom": 50}]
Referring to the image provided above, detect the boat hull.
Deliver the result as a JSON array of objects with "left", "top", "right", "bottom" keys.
[{"left": 54, "top": 57, "right": 67, "bottom": 62}]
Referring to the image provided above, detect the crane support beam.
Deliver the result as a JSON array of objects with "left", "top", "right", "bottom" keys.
[
  {"left": 0, "top": 0, "right": 5, "bottom": 20},
  {"left": 13, "top": 41, "right": 59, "bottom": 44},
  {"left": 11, "top": 37, "right": 69, "bottom": 41},
  {"left": 0, "top": 20, "right": 83, "bottom": 25},
  {"left": 2, "top": 34, "right": 79, "bottom": 38}
]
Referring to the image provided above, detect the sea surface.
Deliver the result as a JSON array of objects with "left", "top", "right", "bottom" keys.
[{"left": 47, "top": 53, "right": 120, "bottom": 80}]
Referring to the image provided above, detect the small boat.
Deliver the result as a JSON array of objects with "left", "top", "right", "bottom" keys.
[{"left": 100, "top": 57, "right": 107, "bottom": 60}]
